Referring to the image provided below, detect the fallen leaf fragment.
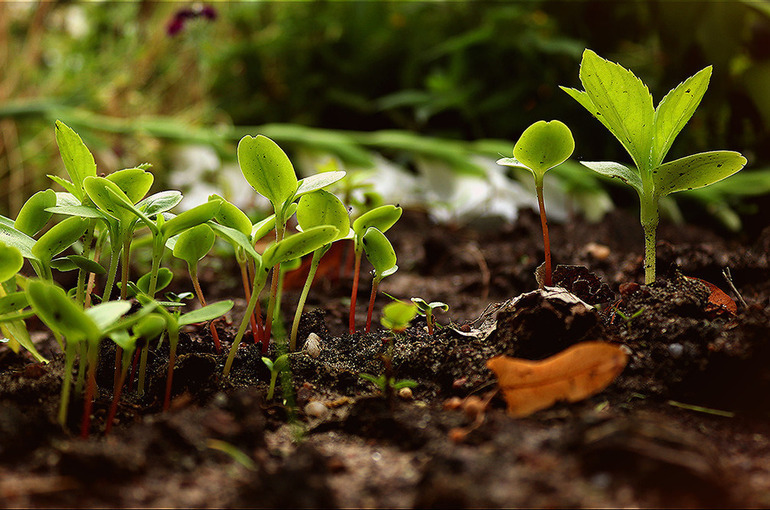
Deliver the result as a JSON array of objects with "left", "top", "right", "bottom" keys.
[
  {"left": 487, "top": 341, "right": 628, "bottom": 418},
  {"left": 686, "top": 276, "right": 737, "bottom": 316}
]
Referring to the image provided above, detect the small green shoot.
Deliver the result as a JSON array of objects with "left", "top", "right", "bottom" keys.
[
  {"left": 262, "top": 353, "right": 290, "bottom": 400},
  {"left": 362, "top": 227, "right": 398, "bottom": 333},
  {"left": 561, "top": 49, "right": 747, "bottom": 284},
  {"left": 290, "top": 189, "right": 352, "bottom": 350},
  {"left": 411, "top": 297, "right": 449, "bottom": 335},
  {"left": 349, "top": 204, "right": 402, "bottom": 334},
  {"left": 497, "top": 120, "right": 575, "bottom": 287}
]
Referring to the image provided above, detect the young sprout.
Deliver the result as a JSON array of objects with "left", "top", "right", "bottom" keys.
[
  {"left": 497, "top": 120, "right": 575, "bottom": 287},
  {"left": 169, "top": 223, "right": 223, "bottom": 353},
  {"left": 359, "top": 300, "right": 418, "bottom": 401},
  {"left": 348, "top": 205, "right": 402, "bottom": 334},
  {"left": 0, "top": 243, "right": 45, "bottom": 362},
  {"left": 105, "top": 313, "right": 166, "bottom": 435},
  {"left": 262, "top": 353, "right": 289, "bottom": 400},
  {"left": 26, "top": 280, "right": 132, "bottom": 436},
  {"left": 290, "top": 189, "right": 352, "bottom": 351},
  {"left": 222, "top": 225, "right": 340, "bottom": 377},
  {"left": 362, "top": 227, "right": 398, "bottom": 333},
  {"left": 561, "top": 49, "right": 747, "bottom": 284},
  {"left": 237, "top": 135, "right": 345, "bottom": 346},
  {"left": 411, "top": 298, "right": 449, "bottom": 335}
]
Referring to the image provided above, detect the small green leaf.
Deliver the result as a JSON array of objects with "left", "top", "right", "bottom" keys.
[
  {"left": 261, "top": 357, "right": 275, "bottom": 372},
  {"left": 26, "top": 279, "right": 99, "bottom": 342},
  {"left": 83, "top": 176, "right": 136, "bottom": 223},
  {"left": 138, "top": 191, "right": 183, "bottom": 217},
  {"left": 161, "top": 200, "right": 221, "bottom": 240},
  {"left": 411, "top": 297, "right": 449, "bottom": 313},
  {"left": 297, "top": 190, "right": 350, "bottom": 242},
  {"left": 352, "top": 204, "right": 402, "bottom": 241},
  {"left": 262, "top": 226, "right": 339, "bottom": 268},
  {"left": 272, "top": 353, "right": 290, "bottom": 372},
  {"left": 106, "top": 167, "right": 154, "bottom": 204},
  {"left": 178, "top": 300, "right": 234, "bottom": 326},
  {"left": 31, "top": 217, "right": 88, "bottom": 263},
  {"left": 137, "top": 268, "right": 174, "bottom": 295},
  {"left": 47, "top": 175, "right": 80, "bottom": 199},
  {"left": 210, "top": 194, "right": 252, "bottom": 236},
  {"left": 295, "top": 171, "right": 347, "bottom": 198},
  {"left": 251, "top": 214, "right": 277, "bottom": 242},
  {"left": 0, "top": 221, "right": 36, "bottom": 261},
  {"left": 652, "top": 66, "right": 712, "bottom": 168},
  {"left": 362, "top": 227, "right": 397, "bottom": 277},
  {"left": 208, "top": 222, "right": 261, "bottom": 262},
  {"left": 65, "top": 254, "right": 107, "bottom": 275},
  {"left": 84, "top": 300, "right": 132, "bottom": 332},
  {"left": 54, "top": 121, "right": 97, "bottom": 201},
  {"left": 0, "top": 291, "right": 28, "bottom": 314},
  {"left": 580, "top": 161, "right": 644, "bottom": 195},
  {"left": 132, "top": 314, "right": 167, "bottom": 340},
  {"left": 15, "top": 190, "right": 57, "bottom": 236},
  {"left": 172, "top": 224, "right": 215, "bottom": 266},
  {"left": 237, "top": 135, "right": 298, "bottom": 209},
  {"left": 653, "top": 151, "right": 747, "bottom": 198},
  {"left": 510, "top": 120, "right": 575, "bottom": 177},
  {"left": 0, "top": 243, "right": 23, "bottom": 282},
  {"left": 46, "top": 205, "right": 110, "bottom": 221},
  {"left": 380, "top": 301, "right": 417, "bottom": 332}
]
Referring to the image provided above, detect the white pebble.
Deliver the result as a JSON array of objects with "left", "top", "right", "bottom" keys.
[
  {"left": 303, "top": 333, "right": 322, "bottom": 358},
  {"left": 305, "top": 401, "right": 329, "bottom": 418},
  {"left": 668, "top": 343, "right": 684, "bottom": 359}
]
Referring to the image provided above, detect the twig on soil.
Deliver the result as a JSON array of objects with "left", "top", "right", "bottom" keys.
[{"left": 722, "top": 267, "right": 748, "bottom": 309}]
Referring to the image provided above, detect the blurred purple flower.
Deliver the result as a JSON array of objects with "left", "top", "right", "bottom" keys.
[{"left": 167, "top": 4, "right": 217, "bottom": 37}]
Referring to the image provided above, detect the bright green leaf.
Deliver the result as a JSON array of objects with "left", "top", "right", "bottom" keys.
[
  {"left": 653, "top": 151, "right": 747, "bottom": 198},
  {"left": 31, "top": 217, "right": 88, "bottom": 263},
  {"left": 362, "top": 227, "right": 397, "bottom": 277},
  {"left": 172, "top": 224, "right": 215, "bottom": 266},
  {"left": 0, "top": 242, "right": 23, "bottom": 282},
  {"left": 297, "top": 190, "right": 350, "bottom": 242},
  {"left": 178, "top": 300, "right": 234, "bottom": 326},
  {"left": 580, "top": 161, "right": 644, "bottom": 195},
  {"left": 295, "top": 171, "right": 347, "bottom": 198},
  {"left": 84, "top": 300, "right": 132, "bottom": 332},
  {"left": 210, "top": 194, "right": 252, "bottom": 236},
  {"left": 106, "top": 167, "right": 154, "bottom": 204},
  {"left": 510, "top": 120, "right": 575, "bottom": 177},
  {"left": 262, "top": 226, "right": 339, "bottom": 268},
  {"left": 237, "top": 135, "right": 298, "bottom": 208},
  {"left": 15, "top": 190, "right": 56, "bottom": 237},
  {"left": 161, "top": 200, "right": 221, "bottom": 240},
  {"left": 26, "top": 279, "right": 99, "bottom": 342},
  {"left": 54, "top": 121, "right": 97, "bottom": 201}
]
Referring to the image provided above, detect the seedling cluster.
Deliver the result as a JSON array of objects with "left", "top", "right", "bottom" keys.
[
  {"left": 0, "top": 48, "right": 749, "bottom": 436},
  {"left": 0, "top": 123, "right": 404, "bottom": 436}
]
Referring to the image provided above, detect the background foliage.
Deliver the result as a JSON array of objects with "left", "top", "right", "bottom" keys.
[{"left": 1, "top": 1, "right": 769, "bottom": 230}]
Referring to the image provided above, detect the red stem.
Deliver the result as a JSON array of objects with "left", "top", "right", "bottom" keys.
[
  {"left": 536, "top": 184, "right": 552, "bottom": 287},
  {"left": 105, "top": 369, "right": 127, "bottom": 435},
  {"left": 163, "top": 344, "right": 177, "bottom": 411},
  {"left": 127, "top": 348, "right": 140, "bottom": 392},
  {"left": 349, "top": 252, "right": 362, "bottom": 334},
  {"left": 365, "top": 278, "right": 379, "bottom": 333}
]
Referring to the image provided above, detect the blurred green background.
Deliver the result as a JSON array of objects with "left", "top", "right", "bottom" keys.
[{"left": 1, "top": 0, "right": 769, "bottom": 232}]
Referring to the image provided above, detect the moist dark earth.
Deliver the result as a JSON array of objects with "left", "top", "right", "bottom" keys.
[{"left": 1, "top": 207, "right": 770, "bottom": 508}]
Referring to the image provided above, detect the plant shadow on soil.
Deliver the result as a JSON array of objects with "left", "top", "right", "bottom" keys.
[{"left": 1, "top": 208, "right": 770, "bottom": 508}]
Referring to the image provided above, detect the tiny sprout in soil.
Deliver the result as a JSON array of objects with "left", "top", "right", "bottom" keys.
[
  {"left": 497, "top": 119, "right": 574, "bottom": 287},
  {"left": 262, "top": 353, "right": 290, "bottom": 400},
  {"left": 411, "top": 297, "right": 449, "bottom": 335}
]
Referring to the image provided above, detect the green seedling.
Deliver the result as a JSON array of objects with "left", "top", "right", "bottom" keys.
[
  {"left": 237, "top": 134, "right": 345, "bottom": 345},
  {"left": 411, "top": 298, "right": 449, "bottom": 335},
  {"left": 169, "top": 223, "right": 223, "bottom": 353},
  {"left": 561, "top": 49, "right": 747, "bottom": 284},
  {"left": 359, "top": 300, "right": 418, "bottom": 401},
  {"left": 105, "top": 313, "right": 166, "bottom": 435},
  {"left": 362, "top": 227, "right": 398, "bottom": 333},
  {"left": 497, "top": 120, "right": 574, "bottom": 287},
  {"left": 290, "top": 189, "right": 352, "bottom": 350},
  {"left": 133, "top": 289, "right": 233, "bottom": 410},
  {"left": 222, "top": 225, "right": 340, "bottom": 377},
  {"left": 26, "top": 280, "right": 132, "bottom": 437},
  {"left": 0, "top": 249, "right": 46, "bottom": 363},
  {"left": 348, "top": 204, "right": 402, "bottom": 334},
  {"left": 262, "top": 353, "right": 290, "bottom": 400}
]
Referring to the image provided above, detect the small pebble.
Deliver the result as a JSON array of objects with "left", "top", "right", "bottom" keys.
[
  {"left": 398, "top": 387, "right": 413, "bottom": 400},
  {"left": 304, "top": 401, "right": 329, "bottom": 418},
  {"left": 585, "top": 242, "right": 611, "bottom": 261},
  {"left": 668, "top": 343, "right": 684, "bottom": 359},
  {"left": 303, "top": 333, "right": 322, "bottom": 358}
]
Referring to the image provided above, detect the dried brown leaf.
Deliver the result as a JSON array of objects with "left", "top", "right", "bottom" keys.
[{"left": 486, "top": 341, "right": 627, "bottom": 418}]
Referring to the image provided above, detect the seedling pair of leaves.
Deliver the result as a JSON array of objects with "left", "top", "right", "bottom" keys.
[
  {"left": 561, "top": 49, "right": 747, "bottom": 284},
  {"left": 497, "top": 120, "right": 575, "bottom": 287},
  {"left": 348, "top": 204, "right": 402, "bottom": 334},
  {"left": 236, "top": 134, "right": 345, "bottom": 350}
]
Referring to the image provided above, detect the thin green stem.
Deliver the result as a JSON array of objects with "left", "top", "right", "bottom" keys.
[
  {"left": 290, "top": 249, "right": 323, "bottom": 351},
  {"left": 58, "top": 341, "right": 77, "bottom": 427},
  {"left": 120, "top": 238, "right": 131, "bottom": 300},
  {"left": 239, "top": 260, "right": 262, "bottom": 345},
  {"left": 102, "top": 244, "right": 121, "bottom": 303},
  {"left": 76, "top": 224, "right": 94, "bottom": 305},
  {"left": 224, "top": 269, "right": 269, "bottom": 377},
  {"left": 147, "top": 236, "right": 165, "bottom": 298}
]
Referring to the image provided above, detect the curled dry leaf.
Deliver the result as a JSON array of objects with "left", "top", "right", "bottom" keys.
[
  {"left": 686, "top": 276, "right": 737, "bottom": 317},
  {"left": 486, "top": 341, "right": 627, "bottom": 418}
]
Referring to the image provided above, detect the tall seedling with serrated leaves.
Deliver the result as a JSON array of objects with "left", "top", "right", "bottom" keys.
[
  {"left": 561, "top": 49, "right": 746, "bottom": 284},
  {"left": 237, "top": 135, "right": 344, "bottom": 347},
  {"left": 497, "top": 120, "right": 575, "bottom": 287}
]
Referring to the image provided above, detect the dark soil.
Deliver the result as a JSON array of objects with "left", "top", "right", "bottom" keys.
[{"left": 2, "top": 208, "right": 770, "bottom": 508}]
